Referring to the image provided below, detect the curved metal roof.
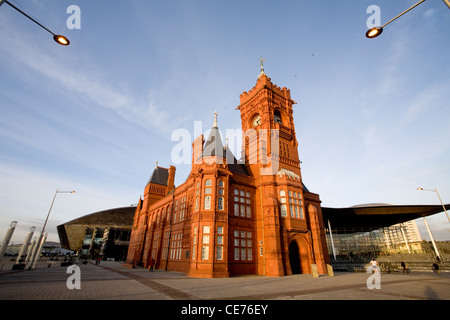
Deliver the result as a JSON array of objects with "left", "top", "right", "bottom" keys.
[
  {"left": 57, "top": 206, "right": 136, "bottom": 251},
  {"left": 322, "top": 203, "right": 450, "bottom": 229}
]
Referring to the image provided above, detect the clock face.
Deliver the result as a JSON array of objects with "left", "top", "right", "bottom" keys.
[{"left": 252, "top": 115, "right": 261, "bottom": 127}]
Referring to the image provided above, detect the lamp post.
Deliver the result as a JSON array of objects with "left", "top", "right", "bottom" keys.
[
  {"left": 366, "top": 0, "right": 450, "bottom": 38},
  {"left": 28, "top": 189, "right": 75, "bottom": 269},
  {"left": 0, "top": 221, "right": 18, "bottom": 264},
  {"left": 417, "top": 187, "right": 448, "bottom": 262},
  {"left": 1, "top": 0, "right": 70, "bottom": 45},
  {"left": 16, "top": 226, "right": 36, "bottom": 265},
  {"left": 417, "top": 187, "right": 450, "bottom": 224},
  {"left": 422, "top": 215, "right": 442, "bottom": 262}
]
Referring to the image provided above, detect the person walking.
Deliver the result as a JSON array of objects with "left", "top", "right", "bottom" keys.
[
  {"left": 370, "top": 258, "right": 379, "bottom": 274},
  {"left": 433, "top": 262, "right": 440, "bottom": 275},
  {"left": 148, "top": 257, "right": 155, "bottom": 272},
  {"left": 401, "top": 261, "right": 408, "bottom": 273}
]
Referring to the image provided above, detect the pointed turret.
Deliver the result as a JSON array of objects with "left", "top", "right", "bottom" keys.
[{"left": 202, "top": 111, "right": 225, "bottom": 159}]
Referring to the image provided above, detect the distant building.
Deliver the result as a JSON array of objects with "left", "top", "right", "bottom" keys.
[
  {"left": 383, "top": 220, "right": 423, "bottom": 253},
  {"left": 57, "top": 207, "right": 135, "bottom": 260}
]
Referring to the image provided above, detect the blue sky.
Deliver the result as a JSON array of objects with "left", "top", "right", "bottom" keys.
[{"left": 0, "top": 0, "right": 449, "bottom": 245}]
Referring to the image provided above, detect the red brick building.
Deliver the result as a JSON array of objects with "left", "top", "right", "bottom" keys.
[{"left": 126, "top": 70, "right": 329, "bottom": 277}]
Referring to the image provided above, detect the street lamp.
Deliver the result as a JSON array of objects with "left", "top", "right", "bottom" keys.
[
  {"left": 417, "top": 187, "right": 450, "bottom": 224},
  {"left": 1, "top": 0, "right": 70, "bottom": 46},
  {"left": 366, "top": 0, "right": 450, "bottom": 39},
  {"left": 28, "top": 189, "right": 75, "bottom": 269},
  {"left": 417, "top": 187, "right": 449, "bottom": 263}
]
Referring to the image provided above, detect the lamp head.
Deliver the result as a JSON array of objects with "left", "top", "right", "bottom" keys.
[
  {"left": 366, "top": 26, "right": 383, "bottom": 38},
  {"left": 53, "top": 35, "right": 70, "bottom": 46}
]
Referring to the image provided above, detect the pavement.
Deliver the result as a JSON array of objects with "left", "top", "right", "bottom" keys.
[{"left": 0, "top": 260, "right": 448, "bottom": 316}]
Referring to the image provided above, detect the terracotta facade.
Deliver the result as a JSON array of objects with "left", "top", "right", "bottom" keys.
[{"left": 126, "top": 72, "right": 329, "bottom": 277}]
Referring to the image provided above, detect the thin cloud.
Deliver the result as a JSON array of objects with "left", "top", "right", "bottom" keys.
[{"left": 0, "top": 14, "right": 176, "bottom": 134}]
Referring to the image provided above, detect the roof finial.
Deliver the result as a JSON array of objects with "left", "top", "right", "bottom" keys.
[
  {"left": 258, "top": 56, "right": 266, "bottom": 78},
  {"left": 213, "top": 110, "right": 218, "bottom": 128},
  {"left": 155, "top": 161, "right": 158, "bottom": 168}
]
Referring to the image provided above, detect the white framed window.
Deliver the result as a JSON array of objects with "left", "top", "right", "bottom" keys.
[
  {"left": 170, "top": 232, "right": 183, "bottom": 260},
  {"left": 233, "top": 230, "right": 252, "bottom": 261},
  {"left": 193, "top": 226, "right": 197, "bottom": 244},
  {"left": 180, "top": 196, "right": 186, "bottom": 220},
  {"left": 174, "top": 200, "right": 178, "bottom": 222},
  {"left": 205, "top": 179, "right": 212, "bottom": 186},
  {"left": 287, "top": 189, "right": 304, "bottom": 219},
  {"left": 216, "top": 246, "right": 223, "bottom": 260},
  {"left": 280, "top": 204, "right": 287, "bottom": 217},
  {"left": 280, "top": 190, "right": 287, "bottom": 217},
  {"left": 201, "top": 246, "right": 209, "bottom": 260},
  {"left": 216, "top": 226, "right": 224, "bottom": 260},
  {"left": 234, "top": 248, "right": 239, "bottom": 260},
  {"left": 234, "top": 203, "right": 239, "bottom": 216},
  {"left": 234, "top": 188, "right": 251, "bottom": 218},
  {"left": 204, "top": 196, "right": 211, "bottom": 210}
]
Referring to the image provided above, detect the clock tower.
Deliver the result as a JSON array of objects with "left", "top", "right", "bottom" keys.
[
  {"left": 237, "top": 63, "right": 328, "bottom": 276},
  {"left": 237, "top": 65, "right": 301, "bottom": 180}
]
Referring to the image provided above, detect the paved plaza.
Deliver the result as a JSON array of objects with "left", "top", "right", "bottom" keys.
[{"left": 0, "top": 260, "right": 449, "bottom": 301}]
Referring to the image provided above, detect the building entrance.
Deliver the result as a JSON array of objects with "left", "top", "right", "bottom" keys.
[{"left": 289, "top": 241, "right": 301, "bottom": 274}]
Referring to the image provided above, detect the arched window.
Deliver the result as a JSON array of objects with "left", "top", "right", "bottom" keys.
[
  {"left": 166, "top": 205, "right": 171, "bottom": 222},
  {"left": 218, "top": 180, "right": 224, "bottom": 188},
  {"left": 205, "top": 179, "right": 212, "bottom": 186},
  {"left": 162, "top": 207, "right": 166, "bottom": 220},
  {"left": 204, "top": 196, "right": 211, "bottom": 210},
  {"left": 174, "top": 200, "right": 178, "bottom": 222}
]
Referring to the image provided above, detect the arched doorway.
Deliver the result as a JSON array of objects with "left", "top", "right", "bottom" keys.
[{"left": 289, "top": 241, "right": 301, "bottom": 274}]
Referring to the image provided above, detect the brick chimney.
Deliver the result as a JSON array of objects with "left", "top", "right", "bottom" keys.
[{"left": 167, "top": 165, "right": 176, "bottom": 194}]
